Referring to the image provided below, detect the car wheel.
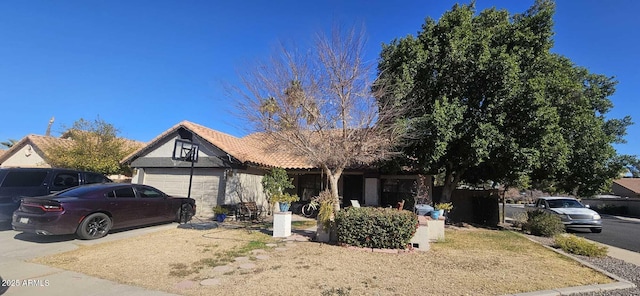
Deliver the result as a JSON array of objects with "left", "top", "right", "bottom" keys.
[
  {"left": 177, "top": 204, "right": 194, "bottom": 224},
  {"left": 590, "top": 228, "right": 602, "bottom": 233},
  {"left": 76, "top": 213, "right": 112, "bottom": 240}
]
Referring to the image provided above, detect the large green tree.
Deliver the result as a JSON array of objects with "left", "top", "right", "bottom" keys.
[
  {"left": 46, "top": 118, "right": 137, "bottom": 175},
  {"left": 376, "top": 0, "right": 632, "bottom": 202}
]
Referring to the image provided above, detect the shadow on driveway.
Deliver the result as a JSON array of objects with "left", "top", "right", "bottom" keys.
[
  {"left": 13, "top": 232, "right": 76, "bottom": 243},
  {"left": 11, "top": 221, "right": 179, "bottom": 244}
]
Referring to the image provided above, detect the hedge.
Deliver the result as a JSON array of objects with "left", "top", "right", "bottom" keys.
[{"left": 335, "top": 207, "right": 418, "bottom": 249}]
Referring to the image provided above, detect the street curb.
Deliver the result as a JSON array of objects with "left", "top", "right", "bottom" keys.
[{"left": 501, "top": 232, "right": 636, "bottom": 296}]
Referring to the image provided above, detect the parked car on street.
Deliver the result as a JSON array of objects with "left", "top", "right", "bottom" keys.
[
  {"left": 12, "top": 183, "right": 196, "bottom": 239},
  {"left": 525, "top": 196, "right": 602, "bottom": 233},
  {"left": 0, "top": 168, "right": 112, "bottom": 223}
]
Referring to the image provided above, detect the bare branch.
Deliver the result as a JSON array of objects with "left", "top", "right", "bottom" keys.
[{"left": 231, "top": 24, "right": 409, "bottom": 207}]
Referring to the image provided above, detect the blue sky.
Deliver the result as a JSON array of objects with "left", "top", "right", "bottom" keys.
[{"left": 1, "top": 0, "right": 638, "bottom": 157}]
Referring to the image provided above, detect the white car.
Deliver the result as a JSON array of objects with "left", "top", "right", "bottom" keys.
[{"left": 526, "top": 197, "right": 602, "bottom": 233}]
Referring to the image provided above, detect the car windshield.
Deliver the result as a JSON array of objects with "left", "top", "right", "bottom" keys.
[{"left": 547, "top": 199, "right": 584, "bottom": 208}]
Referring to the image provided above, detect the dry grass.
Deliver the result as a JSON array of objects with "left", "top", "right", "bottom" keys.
[{"left": 32, "top": 226, "right": 612, "bottom": 296}]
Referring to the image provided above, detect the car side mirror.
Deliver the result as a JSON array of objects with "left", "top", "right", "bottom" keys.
[{"left": 585, "top": 204, "right": 590, "bottom": 208}]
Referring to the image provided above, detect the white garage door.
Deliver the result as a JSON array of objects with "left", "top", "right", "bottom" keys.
[{"left": 142, "top": 168, "right": 224, "bottom": 217}]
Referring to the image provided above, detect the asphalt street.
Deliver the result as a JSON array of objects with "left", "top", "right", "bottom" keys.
[{"left": 504, "top": 204, "right": 640, "bottom": 253}]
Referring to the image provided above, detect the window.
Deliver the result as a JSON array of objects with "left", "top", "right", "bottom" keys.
[
  {"left": 1, "top": 171, "right": 48, "bottom": 187},
  {"left": 53, "top": 173, "right": 79, "bottom": 187},
  {"left": 297, "top": 174, "right": 322, "bottom": 202},
  {"left": 85, "top": 173, "right": 110, "bottom": 184},
  {"left": 548, "top": 199, "right": 583, "bottom": 208},
  {"left": 136, "top": 187, "right": 164, "bottom": 198},
  {"left": 107, "top": 187, "right": 136, "bottom": 198}
]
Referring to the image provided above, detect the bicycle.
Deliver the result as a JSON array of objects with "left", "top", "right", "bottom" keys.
[{"left": 300, "top": 200, "right": 319, "bottom": 218}]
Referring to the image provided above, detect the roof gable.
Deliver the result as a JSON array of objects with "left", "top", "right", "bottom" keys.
[
  {"left": 0, "top": 134, "right": 72, "bottom": 164},
  {"left": 613, "top": 178, "right": 640, "bottom": 195},
  {"left": 121, "top": 121, "right": 314, "bottom": 169}
]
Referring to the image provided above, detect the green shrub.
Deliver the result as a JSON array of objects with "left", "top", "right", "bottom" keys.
[
  {"left": 511, "top": 211, "right": 529, "bottom": 230},
  {"left": 525, "top": 210, "right": 565, "bottom": 237},
  {"left": 554, "top": 234, "right": 608, "bottom": 257},
  {"left": 335, "top": 207, "right": 418, "bottom": 249}
]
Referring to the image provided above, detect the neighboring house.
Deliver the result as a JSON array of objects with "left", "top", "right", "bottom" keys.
[
  {"left": 0, "top": 135, "right": 72, "bottom": 168},
  {"left": 0, "top": 134, "right": 145, "bottom": 182},
  {"left": 612, "top": 178, "right": 640, "bottom": 198},
  {"left": 121, "top": 121, "right": 431, "bottom": 217}
]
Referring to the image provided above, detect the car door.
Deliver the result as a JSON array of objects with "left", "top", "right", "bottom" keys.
[
  {"left": 134, "top": 185, "right": 171, "bottom": 223},
  {"left": 105, "top": 186, "right": 143, "bottom": 229},
  {"left": 49, "top": 171, "right": 80, "bottom": 194}
]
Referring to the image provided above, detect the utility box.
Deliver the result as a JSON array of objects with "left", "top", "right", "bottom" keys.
[{"left": 273, "top": 212, "right": 292, "bottom": 237}]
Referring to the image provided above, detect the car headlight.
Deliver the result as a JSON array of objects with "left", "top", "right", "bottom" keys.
[
  {"left": 559, "top": 214, "right": 570, "bottom": 221},
  {"left": 593, "top": 214, "right": 601, "bottom": 220}
]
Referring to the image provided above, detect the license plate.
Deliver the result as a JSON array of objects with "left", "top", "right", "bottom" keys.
[{"left": 19, "top": 217, "right": 29, "bottom": 224}]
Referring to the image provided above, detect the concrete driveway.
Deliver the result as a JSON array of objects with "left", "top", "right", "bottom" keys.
[{"left": 0, "top": 222, "right": 181, "bottom": 296}]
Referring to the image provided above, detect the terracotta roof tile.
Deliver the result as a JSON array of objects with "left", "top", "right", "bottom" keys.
[
  {"left": 241, "top": 133, "right": 314, "bottom": 169},
  {"left": 121, "top": 121, "right": 315, "bottom": 169},
  {"left": 613, "top": 178, "right": 640, "bottom": 195},
  {"left": 1, "top": 134, "right": 145, "bottom": 165},
  {"left": 0, "top": 134, "right": 73, "bottom": 164}
]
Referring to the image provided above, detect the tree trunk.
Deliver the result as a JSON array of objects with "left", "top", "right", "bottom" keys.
[
  {"left": 440, "top": 166, "right": 462, "bottom": 203},
  {"left": 323, "top": 166, "right": 343, "bottom": 213}
]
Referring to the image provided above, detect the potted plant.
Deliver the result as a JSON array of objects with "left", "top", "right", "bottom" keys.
[
  {"left": 434, "top": 202, "right": 454, "bottom": 218},
  {"left": 213, "top": 205, "right": 229, "bottom": 222},
  {"left": 314, "top": 190, "right": 338, "bottom": 242},
  {"left": 271, "top": 192, "right": 300, "bottom": 212},
  {"left": 262, "top": 168, "right": 295, "bottom": 214}
]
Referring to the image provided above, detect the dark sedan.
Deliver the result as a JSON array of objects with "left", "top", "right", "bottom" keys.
[{"left": 11, "top": 183, "right": 196, "bottom": 240}]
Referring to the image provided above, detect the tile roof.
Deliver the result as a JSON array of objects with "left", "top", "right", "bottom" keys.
[
  {"left": 121, "top": 121, "right": 315, "bottom": 169},
  {"left": 60, "top": 130, "right": 145, "bottom": 152},
  {"left": 0, "top": 134, "right": 73, "bottom": 164},
  {"left": 0, "top": 134, "right": 145, "bottom": 165},
  {"left": 613, "top": 178, "right": 640, "bottom": 195}
]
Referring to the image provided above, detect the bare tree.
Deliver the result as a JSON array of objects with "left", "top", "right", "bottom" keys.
[{"left": 234, "top": 25, "right": 406, "bottom": 213}]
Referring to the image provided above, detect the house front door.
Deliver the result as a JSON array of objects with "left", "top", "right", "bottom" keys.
[{"left": 342, "top": 175, "right": 363, "bottom": 207}]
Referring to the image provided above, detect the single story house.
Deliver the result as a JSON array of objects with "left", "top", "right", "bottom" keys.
[
  {"left": 0, "top": 134, "right": 145, "bottom": 181},
  {"left": 121, "top": 121, "right": 431, "bottom": 217},
  {"left": 0, "top": 135, "right": 72, "bottom": 168},
  {"left": 612, "top": 178, "right": 640, "bottom": 198}
]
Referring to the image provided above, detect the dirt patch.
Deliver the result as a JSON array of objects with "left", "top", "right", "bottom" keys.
[{"left": 32, "top": 226, "right": 612, "bottom": 296}]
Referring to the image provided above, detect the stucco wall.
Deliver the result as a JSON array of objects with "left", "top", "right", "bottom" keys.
[
  {"left": 612, "top": 183, "right": 640, "bottom": 198},
  {"left": 582, "top": 198, "right": 640, "bottom": 218},
  {"left": 0, "top": 144, "right": 50, "bottom": 168},
  {"left": 224, "top": 168, "right": 268, "bottom": 211}
]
